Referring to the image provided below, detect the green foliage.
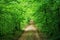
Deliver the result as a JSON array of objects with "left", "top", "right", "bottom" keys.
[
  {"left": 0, "top": 0, "right": 60, "bottom": 40},
  {"left": 34, "top": 0, "right": 60, "bottom": 40}
]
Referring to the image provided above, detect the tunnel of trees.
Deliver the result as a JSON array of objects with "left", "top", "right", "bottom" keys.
[{"left": 0, "top": 0, "right": 60, "bottom": 40}]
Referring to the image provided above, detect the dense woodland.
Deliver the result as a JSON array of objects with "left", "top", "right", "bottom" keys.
[{"left": 0, "top": 0, "right": 60, "bottom": 40}]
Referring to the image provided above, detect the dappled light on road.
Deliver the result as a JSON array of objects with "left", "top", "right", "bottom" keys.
[{"left": 24, "top": 25, "right": 37, "bottom": 31}]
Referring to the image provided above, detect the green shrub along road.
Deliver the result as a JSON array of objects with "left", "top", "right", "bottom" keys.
[{"left": 0, "top": 0, "right": 60, "bottom": 40}]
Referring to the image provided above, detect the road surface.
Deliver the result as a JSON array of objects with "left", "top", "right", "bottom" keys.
[{"left": 18, "top": 25, "right": 43, "bottom": 40}]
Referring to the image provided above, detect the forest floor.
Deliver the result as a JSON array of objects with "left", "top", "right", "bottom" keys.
[{"left": 18, "top": 24, "right": 44, "bottom": 40}]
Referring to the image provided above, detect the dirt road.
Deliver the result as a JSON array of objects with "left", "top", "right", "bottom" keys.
[{"left": 18, "top": 25, "right": 43, "bottom": 40}]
